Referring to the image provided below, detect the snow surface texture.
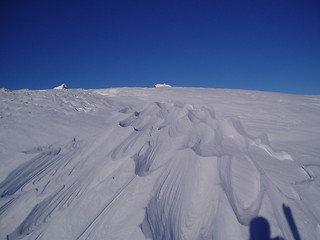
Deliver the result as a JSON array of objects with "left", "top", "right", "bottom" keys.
[{"left": 0, "top": 87, "right": 320, "bottom": 240}]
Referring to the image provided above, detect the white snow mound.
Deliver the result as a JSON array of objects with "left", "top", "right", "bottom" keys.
[
  {"left": 154, "top": 83, "right": 172, "bottom": 88},
  {"left": 54, "top": 83, "right": 68, "bottom": 89},
  {"left": 0, "top": 87, "right": 320, "bottom": 240}
]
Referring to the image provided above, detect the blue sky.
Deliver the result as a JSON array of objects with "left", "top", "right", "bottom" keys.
[{"left": 1, "top": 0, "right": 320, "bottom": 94}]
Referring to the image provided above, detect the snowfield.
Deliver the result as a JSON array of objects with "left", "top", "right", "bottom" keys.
[{"left": 0, "top": 87, "right": 320, "bottom": 240}]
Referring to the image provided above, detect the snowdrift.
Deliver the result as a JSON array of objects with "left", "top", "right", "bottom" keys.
[{"left": 0, "top": 87, "right": 320, "bottom": 240}]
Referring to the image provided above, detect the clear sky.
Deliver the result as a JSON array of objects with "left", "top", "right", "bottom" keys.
[{"left": 1, "top": 0, "right": 320, "bottom": 94}]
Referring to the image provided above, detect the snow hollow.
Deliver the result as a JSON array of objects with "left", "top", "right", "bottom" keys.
[{"left": 0, "top": 87, "right": 320, "bottom": 240}]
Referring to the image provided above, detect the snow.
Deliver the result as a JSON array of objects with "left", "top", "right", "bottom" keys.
[
  {"left": 0, "top": 88, "right": 12, "bottom": 92},
  {"left": 54, "top": 84, "right": 68, "bottom": 90},
  {"left": 153, "top": 83, "right": 172, "bottom": 88},
  {"left": 0, "top": 87, "right": 320, "bottom": 240}
]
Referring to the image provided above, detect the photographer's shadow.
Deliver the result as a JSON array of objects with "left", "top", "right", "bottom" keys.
[
  {"left": 250, "top": 204, "right": 301, "bottom": 240},
  {"left": 249, "top": 217, "right": 284, "bottom": 240}
]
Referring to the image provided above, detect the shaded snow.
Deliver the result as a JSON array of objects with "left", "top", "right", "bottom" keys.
[{"left": 0, "top": 87, "right": 320, "bottom": 240}]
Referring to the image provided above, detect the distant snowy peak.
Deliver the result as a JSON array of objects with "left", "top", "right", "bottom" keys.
[
  {"left": 54, "top": 83, "right": 68, "bottom": 90},
  {"left": 154, "top": 83, "right": 172, "bottom": 88}
]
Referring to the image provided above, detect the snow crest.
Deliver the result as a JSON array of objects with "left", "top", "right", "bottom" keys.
[
  {"left": 116, "top": 102, "right": 300, "bottom": 239},
  {"left": 54, "top": 84, "right": 68, "bottom": 90}
]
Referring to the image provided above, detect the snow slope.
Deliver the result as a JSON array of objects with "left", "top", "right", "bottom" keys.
[{"left": 0, "top": 87, "right": 320, "bottom": 240}]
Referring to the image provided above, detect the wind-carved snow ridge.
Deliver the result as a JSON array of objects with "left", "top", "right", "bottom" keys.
[
  {"left": 115, "top": 101, "right": 306, "bottom": 240},
  {"left": 0, "top": 138, "right": 89, "bottom": 239}
]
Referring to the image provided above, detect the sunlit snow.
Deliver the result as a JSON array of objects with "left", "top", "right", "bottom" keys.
[
  {"left": 53, "top": 84, "right": 68, "bottom": 90},
  {"left": 154, "top": 83, "right": 172, "bottom": 88},
  {"left": 0, "top": 87, "right": 320, "bottom": 240}
]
